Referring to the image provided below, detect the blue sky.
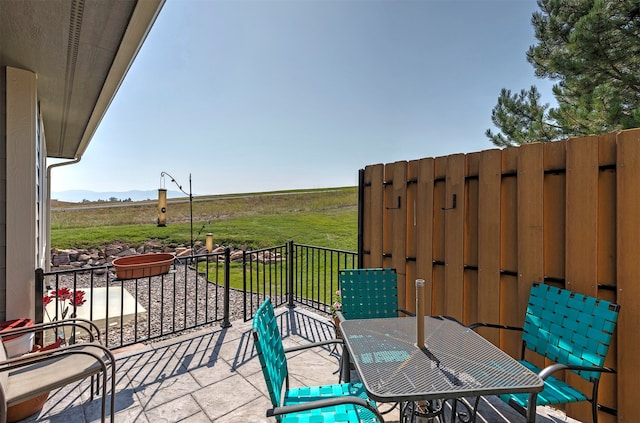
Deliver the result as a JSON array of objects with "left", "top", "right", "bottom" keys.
[{"left": 50, "top": 0, "right": 556, "bottom": 196}]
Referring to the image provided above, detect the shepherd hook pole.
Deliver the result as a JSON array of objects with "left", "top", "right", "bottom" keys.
[{"left": 160, "top": 171, "right": 194, "bottom": 255}]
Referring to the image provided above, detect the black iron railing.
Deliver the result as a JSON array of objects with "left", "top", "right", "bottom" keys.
[
  {"left": 37, "top": 249, "right": 229, "bottom": 349},
  {"left": 36, "top": 242, "right": 357, "bottom": 349}
]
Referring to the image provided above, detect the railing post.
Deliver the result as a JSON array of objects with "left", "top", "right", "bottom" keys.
[
  {"left": 287, "top": 240, "right": 295, "bottom": 308},
  {"left": 34, "top": 268, "right": 44, "bottom": 347},
  {"left": 242, "top": 250, "right": 248, "bottom": 321},
  {"left": 220, "top": 247, "right": 232, "bottom": 328}
]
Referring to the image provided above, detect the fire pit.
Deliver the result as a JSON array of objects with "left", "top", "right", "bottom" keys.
[{"left": 112, "top": 253, "right": 175, "bottom": 279}]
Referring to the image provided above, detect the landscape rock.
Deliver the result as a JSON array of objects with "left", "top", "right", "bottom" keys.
[{"left": 49, "top": 240, "right": 283, "bottom": 271}]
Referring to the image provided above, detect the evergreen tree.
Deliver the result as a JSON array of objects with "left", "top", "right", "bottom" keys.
[{"left": 486, "top": 0, "right": 640, "bottom": 147}]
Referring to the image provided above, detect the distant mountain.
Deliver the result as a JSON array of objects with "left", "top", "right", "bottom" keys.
[{"left": 51, "top": 190, "right": 184, "bottom": 203}]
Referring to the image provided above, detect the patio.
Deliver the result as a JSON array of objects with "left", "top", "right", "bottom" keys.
[{"left": 16, "top": 306, "right": 580, "bottom": 423}]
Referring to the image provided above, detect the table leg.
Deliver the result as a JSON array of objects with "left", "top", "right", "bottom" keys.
[{"left": 341, "top": 345, "right": 351, "bottom": 383}]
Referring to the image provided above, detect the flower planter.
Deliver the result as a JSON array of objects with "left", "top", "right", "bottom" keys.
[
  {"left": 112, "top": 253, "right": 175, "bottom": 279},
  {"left": 7, "top": 392, "right": 49, "bottom": 422},
  {"left": 0, "top": 319, "right": 34, "bottom": 357}
]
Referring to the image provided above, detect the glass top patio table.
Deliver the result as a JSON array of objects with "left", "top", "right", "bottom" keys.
[{"left": 340, "top": 315, "right": 543, "bottom": 404}]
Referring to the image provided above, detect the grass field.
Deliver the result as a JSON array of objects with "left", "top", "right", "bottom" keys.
[{"left": 51, "top": 186, "right": 359, "bottom": 251}]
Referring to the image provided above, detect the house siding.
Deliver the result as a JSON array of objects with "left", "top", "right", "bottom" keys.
[{"left": 6, "top": 66, "right": 38, "bottom": 321}]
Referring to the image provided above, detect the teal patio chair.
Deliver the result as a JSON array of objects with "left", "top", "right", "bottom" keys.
[
  {"left": 336, "top": 268, "right": 414, "bottom": 322},
  {"left": 252, "top": 298, "right": 384, "bottom": 423},
  {"left": 470, "top": 283, "right": 620, "bottom": 423},
  {"left": 336, "top": 268, "right": 414, "bottom": 414}
]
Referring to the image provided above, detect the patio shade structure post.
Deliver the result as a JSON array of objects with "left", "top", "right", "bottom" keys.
[{"left": 159, "top": 171, "right": 194, "bottom": 254}]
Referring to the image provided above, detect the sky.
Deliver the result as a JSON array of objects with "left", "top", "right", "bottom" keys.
[{"left": 50, "top": 0, "right": 557, "bottom": 196}]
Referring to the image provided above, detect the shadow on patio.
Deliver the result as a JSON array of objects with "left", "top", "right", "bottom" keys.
[{"left": 16, "top": 307, "right": 578, "bottom": 422}]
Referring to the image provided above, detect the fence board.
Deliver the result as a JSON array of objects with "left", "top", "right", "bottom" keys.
[
  {"left": 616, "top": 129, "right": 640, "bottom": 423},
  {"left": 500, "top": 148, "right": 520, "bottom": 355},
  {"left": 416, "top": 158, "right": 434, "bottom": 315},
  {"left": 516, "top": 143, "right": 544, "bottom": 311},
  {"left": 543, "top": 141, "right": 566, "bottom": 281},
  {"left": 444, "top": 154, "right": 465, "bottom": 320},
  {"left": 517, "top": 143, "right": 545, "bottom": 370},
  {"left": 433, "top": 157, "right": 447, "bottom": 314},
  {"left": 597, "top": 134, "right": 618, "bottom": 422},
  {"left": 598, "top": 133, "right": 617, "bottom": 287},
  {"left": 565, "top": 135, "right": 599, "bottom": 421},
  {"left": 477, "top": 149, "right": 501, "bottom": 345},
  {"left": 501, "top": 148, "right": 518, "bottom": 274},
  {"left": 565, "top": 136, "right": 599, "bottom": 294},
  {"left": 384, "top": 161, "right": 407, "bottom": 309},
  {"left": 464, "top": 153, "right": 480, "bottom": 323},
  {"left": 406, "top": 160, "right": 418, "bottom": 314},
  {"left": 364, "top": 164, "right": 384, "bottom": 267}
]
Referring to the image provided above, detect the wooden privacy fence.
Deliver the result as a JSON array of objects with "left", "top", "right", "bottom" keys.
[{"left": 360, "top": 128, "right": 640, "bottom": 423}]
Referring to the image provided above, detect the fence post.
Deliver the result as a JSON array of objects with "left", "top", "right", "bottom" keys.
[
  {"left": 287, "top": 240, "right": 295, "bottom": 308},
  {"left": 221, "top": 247, "right": 232, "bottom": 328},
  {"left": 358, "top": 168, "right": 365, "bottom": 268}
]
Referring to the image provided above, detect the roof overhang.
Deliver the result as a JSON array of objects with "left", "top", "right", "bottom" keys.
[{"left": 0, "top": 0, "right": 165, "bottom": 159}]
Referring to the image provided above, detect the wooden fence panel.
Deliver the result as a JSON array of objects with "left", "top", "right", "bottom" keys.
[
  {"left": 477, "top": 149, "right": 502, "bottom": 345},
  {"left": 360, "top": 128, "right": 640, "bottom": 421},
  {"left": 616, "top": 129, "right": 640, "bottom": 423}
]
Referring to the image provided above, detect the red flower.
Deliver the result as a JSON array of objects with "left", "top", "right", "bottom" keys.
[
  {"left": 50, "top": 287, "right": 73, "bottom": 301},
  {"left": 69, "top": 290, "right": 86, "bottom": 307},
  {"left": 42, "top": 295, "right": 53, "bottom": 307}
]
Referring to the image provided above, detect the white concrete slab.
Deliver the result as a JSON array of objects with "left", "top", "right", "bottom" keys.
[{"left": 44, "top": 287, "right": 146, "bottom": 331}]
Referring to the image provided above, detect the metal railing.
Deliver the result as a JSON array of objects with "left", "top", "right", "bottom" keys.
[
  {"left": 36, "top": 242, "right": 357, "bottom": 349},
  {"left": 36, "top": 249, "right": 230, "bottom": 349}
]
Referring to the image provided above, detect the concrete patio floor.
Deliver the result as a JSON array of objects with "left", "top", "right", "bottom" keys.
[{"left": 16, "top": 306, "right": 580, "bottom": 422}]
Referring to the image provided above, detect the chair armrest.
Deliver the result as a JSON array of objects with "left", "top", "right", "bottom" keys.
[
  {"left": 0, "top": 341, "right": 114, "bottom": 373},
  {"left": 396, "top": 308, "right": 415, "bottom": 317},
  {"left": 468, "top": 322, "right": 524, "bottom": 332},
  {"left": 267, "top": 395, "right": 385, "bottom": 422},
  {"left": 0, "top": 318, "right": 103, "bottom": 344},
  {"left": 537, "top": 362, "right": 616, "bottom": 380},
  {"left": 284, "top": 338, "right": 343, "bottom": 354}
]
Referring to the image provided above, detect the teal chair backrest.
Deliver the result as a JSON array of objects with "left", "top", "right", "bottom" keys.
[
  {"left": 252, "top": 298, "right": 288, "bottom": 411},
  {"left": 522, "top": 283, "right": 620, "bottom": 382},
  {"left": 339, "top": 268, "right": 400, "bottom": 320}
]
